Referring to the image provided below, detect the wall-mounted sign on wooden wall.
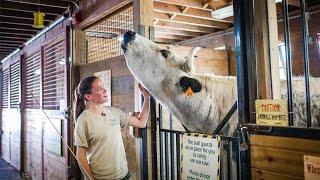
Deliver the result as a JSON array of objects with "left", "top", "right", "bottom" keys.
[
  {"left": 304, "top": 155, "right": 320, "bottom": 180},
  {"left": 255, "top": 99, "right": 288, "bottom": 126}
]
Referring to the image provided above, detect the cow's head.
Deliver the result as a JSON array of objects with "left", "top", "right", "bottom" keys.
[{"left": 121, "top": 31, "right": 202, "bottom": 100}]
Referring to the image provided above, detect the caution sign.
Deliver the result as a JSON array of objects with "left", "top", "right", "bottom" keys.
[
  {"left": 255, "top": 99, "right": 288, "bottom": 126},
  {"left": 181, "top": 133, "right": 220, "bottom": 180},
  {"left": 304, "top": 155, "right": 320, "bottom": 180}
]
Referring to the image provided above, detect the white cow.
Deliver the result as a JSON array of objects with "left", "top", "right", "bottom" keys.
[
  {"left": 121, "top": 31, "right": 320, "bottom": 136},
  {"left": 121, "top": 31, "right": 320, "bottom": 180}
]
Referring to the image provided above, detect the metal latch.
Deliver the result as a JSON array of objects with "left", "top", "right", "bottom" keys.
[{"left": 240, "top": 127, "right": 250, "bottom": 151}]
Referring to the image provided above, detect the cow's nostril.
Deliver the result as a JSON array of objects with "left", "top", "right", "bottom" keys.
[{"left": 123, "top": 31, "right": 136, "bottom": 44}]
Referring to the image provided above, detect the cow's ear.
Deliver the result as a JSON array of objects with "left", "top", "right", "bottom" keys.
[{"left": 179, "top": 76, "right": 202, "bottom": 96}]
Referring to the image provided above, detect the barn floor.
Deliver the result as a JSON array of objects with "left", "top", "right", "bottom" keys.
[{"left": 0, "top": 159, "right": 21, "bottom": 180}]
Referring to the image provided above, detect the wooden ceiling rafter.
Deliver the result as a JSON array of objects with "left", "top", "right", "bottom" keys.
[{"left": 153, "top": 0, "right": 234, "bottom": 43}]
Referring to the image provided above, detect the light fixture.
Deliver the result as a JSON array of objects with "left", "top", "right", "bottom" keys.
[
  {"left": 33, "top": 0, "right": 45, "bottom": 29},
  {"left": 211, "top": 5, "right": 234, "bottom": 20}
]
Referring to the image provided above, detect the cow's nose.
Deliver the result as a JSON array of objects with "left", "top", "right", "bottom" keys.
[
  {"left": 123, "top": 31, "right": 135, "bottom": 44},
  {"left": 121, "top": 31, "right": 136, "bottom": 51}
]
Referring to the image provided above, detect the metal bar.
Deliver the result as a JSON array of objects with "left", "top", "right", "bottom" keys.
[
  {"left": 283, "top": 0, "right": 294, "bottom": 126},
  {"left": 300, "top": 0, "right": 312, "bottom": 127},
  {"left": 213, "top": 102, "right": 237, "bottom": 134},
  {"left": 170, "top": 132, "right": 175, "bottom": 180},
  {"left": 234, "top": 0, "right": 253, "bottom": 178},
  {"left": 159, "top": 105, "right": 164, "bottom": 180},
  {"left": 165, "top": 132, "right": 169, "bottom": 180},
  {"left": 226, "top": 141, "right": 231, "bottom": 180},
  {"left": 176, "top": 134, "right": 181, "bottom": 180},
  {"left": 151, "top": 97, "right": 158, "bottom": 180},
  {"left": 233, "top": 138, "right": 240, "bottom": 180}
]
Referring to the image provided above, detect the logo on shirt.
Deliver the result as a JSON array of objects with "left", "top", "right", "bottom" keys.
[{"left": 109, "top": 118, "right": 118, "bottom": 126}]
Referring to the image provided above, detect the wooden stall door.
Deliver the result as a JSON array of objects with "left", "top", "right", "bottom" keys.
[
  {"left": 42, "top": 34, "right": 68, "bottom": 179},
  {"left": 1, "top": 60, "right": 22, "bottom": 171}
]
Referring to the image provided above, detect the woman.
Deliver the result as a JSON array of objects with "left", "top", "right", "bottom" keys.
[{"left": 73, "top": 76, "right": 150, "bottom": 180}]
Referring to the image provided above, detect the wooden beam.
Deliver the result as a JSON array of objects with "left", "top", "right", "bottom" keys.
[
  {"left": 0, "top": 15, "right": 52, "bottom": 22},
  {"left": 0, "top": 32, "right": 33, "bottom": 37},
  {"left": 0, "top": 16, "right": 50, "bottom": 27},
  {"left": 0, "top": 7, "right": 62, "bottom": 17},
  {"left": 155, "top": 33, "right": 190, "bottom": 41},
  {"left": 0, "top": 40, "right": 25, "bottom": 44},
  {"left": 0, "top": 21, "right": 38, "bottom": 29},
  {"left": 0, "top": 27, "right": 38, "bottom": 33},
  {"left": 154, "top": 0, "right": 205, "bottom": 10},
  {"left": 154, "top": 2, "right": 233, "bottom": 23},
  {"left": 155, "top": 38, "right": 180, "bottom": 44},
  {"left": 0, "top": 36, "right": 30, "bottom": 40},
  {"left": 0, "top": 43, "right": 22, "bottom": 47},
  {"left": 154, "top": 12, "right": 231, "bottom": 29},
  {"left": 267, "top": 0, "right": 281, "bottom": 99},
  {"left": 255, "top": 0, "right": 272, "bottom": 99},
  {"left": 154, "top": 27, "right": 205, "bottom": 37},
  {"left": 3, "top": 0, "right": 69, "bottom": 9},
  {"left": 155, "top": 21, "right": 218, "bottom": 33},
  {"left": 0, "top": 28, "right": 34, "bottom": 35},
  {"left": 1, "top": 0, "right": 67, "bottom": 16}
]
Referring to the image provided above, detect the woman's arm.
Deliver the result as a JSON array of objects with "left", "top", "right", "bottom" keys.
[
  {"left": 128, "top": 84, "right": 151, "bottom": 128},
  {"left": 76, "top": 146, "right": 93, "bottom": 180}
]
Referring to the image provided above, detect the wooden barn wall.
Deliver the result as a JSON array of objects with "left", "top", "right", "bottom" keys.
[
  {"left": 79, "top": 55, "right": 135, "bottom": 113},
  {"left": 251, "top": 135, "right": 320, "bottom": 180},
  {"left": 178, "top": 10, "right": 320, "bottom": 78},
  {"left": 1, "top": 20, "right": 69, "bottom": 179},
  {"left": 1, "top": 53, "right": 21, "bottom": 171},
  {"left": 278, "top": 11, "right": 320, "bottom": 77},
  {"left": 177, "top": 29, "right": 236, "bottom": 76}
]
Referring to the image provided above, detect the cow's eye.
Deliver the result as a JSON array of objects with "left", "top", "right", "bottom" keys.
[{"left": 160, "top": 50, "right": 168, "bottom": 59}]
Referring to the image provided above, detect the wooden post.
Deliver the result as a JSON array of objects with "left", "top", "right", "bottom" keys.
[
  {"left": 267, "top": 0, "right": 281, "bottom": 99},
  {"left": 254, "top": 0, "right": 272, "bottom": 99},
  {"left": 133, "top": 0, "right": 154, "bottom": 179},
  {"left": 254, "top": 0, "right": 281, "bottom": 99}
]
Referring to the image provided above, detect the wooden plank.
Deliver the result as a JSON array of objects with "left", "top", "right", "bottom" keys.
[
  {"left": 154, "top": 0, "right": 205, "bottom": 10},
  {"left": 158, "top": 44, "right": 227, "bottom": 59},
  {"left": 154, "top": 1, "right": 233, "bottom": 23},
  {"left": 154, "top": 12, "right": 231, "bottom": 29},
  {"left": 155, "top": 21, "right": 218, "bottom": 33},
  {"left": 267, "top": 0, "right": 281, "bottom": 99},
  {"left": 254, "top": 0, "right": 271, "bottom": 99},
  {"left": 251, "top": 135, "right": 320, "bottom": 154},
  {"left": 251, "top": 146, "right": 310, "bottom": 177},
  {"left": 154, "top": 27, "right": 205, "bottom": 37},
  {"left": 252, "top": 168, "right": 303, "bottom": 180}
]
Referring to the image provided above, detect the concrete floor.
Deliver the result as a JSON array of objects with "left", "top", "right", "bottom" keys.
[{"left": 0, "top": 159, "right": 21, "bottom": 180}]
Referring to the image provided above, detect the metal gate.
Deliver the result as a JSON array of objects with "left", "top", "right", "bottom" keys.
[
  {"left": 152, "top": 102, "right": 240, "bottom": 180},
  {"left": 235, "top": 0, "right": 320, "bottom": 179}
]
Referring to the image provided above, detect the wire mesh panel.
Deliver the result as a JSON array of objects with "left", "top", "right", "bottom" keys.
[
  {"left": 25, "top": 52, "right": 41, "bottom": 108},
  {"left": 84, "top": 6, "right": 133, "bottom": 63},
  {"left": 42, "top": 36, "right": 66, "bottom": 110},
  {"left": 2, "top": 68, "right": 9, "bottom": 108},
  {"left": 10, "top": 61, "right": 20, "bottom": 108}
]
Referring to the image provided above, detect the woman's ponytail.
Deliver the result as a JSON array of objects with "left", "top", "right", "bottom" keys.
[{"left": 72, "top": 76, "right": 98, "bottom": 121}]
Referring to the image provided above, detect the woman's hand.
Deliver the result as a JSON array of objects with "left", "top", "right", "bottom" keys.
[{"left": 138, "top": 83, "right": 150, "bottom": 99}]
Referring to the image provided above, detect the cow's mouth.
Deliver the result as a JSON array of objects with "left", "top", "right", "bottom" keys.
[{"left": 121, "top": 31, "right": 136, "bottom": 52}]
